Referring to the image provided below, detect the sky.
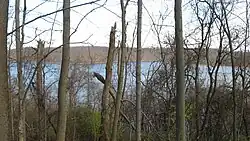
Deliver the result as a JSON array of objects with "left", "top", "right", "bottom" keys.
[
  {"left": 7, "top": 0, "right": 189, "bottom": 48},
  {"left": 7, "top": 0, "right": 248, "bottom": 49}
]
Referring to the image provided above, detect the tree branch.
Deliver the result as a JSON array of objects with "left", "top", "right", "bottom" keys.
[{"left": 8, "top": 0, "right": 101, "bottom": 36}]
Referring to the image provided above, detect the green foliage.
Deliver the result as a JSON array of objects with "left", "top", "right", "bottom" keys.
[
  {"left": 23, "top": 102, "right": 101, "bottom": 141},
  {"left": 73, "top": 106, "right": 101, "bottom": 140}
]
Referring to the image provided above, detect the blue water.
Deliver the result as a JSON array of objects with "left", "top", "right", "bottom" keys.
[
  {"left": 8, "top": 61, "right": 238, "bottom": 91},
  {"left": 9, "top": 61, "right": 243, "bottom": 103}
]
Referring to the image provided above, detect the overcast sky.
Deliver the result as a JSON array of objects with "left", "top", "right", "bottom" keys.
[{"left": 7, "top": 0, "right": 247, "bottom": 49}]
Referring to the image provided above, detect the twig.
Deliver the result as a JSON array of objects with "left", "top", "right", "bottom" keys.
[{"left": 8, "top": 0, "right": 101, "bottom": 35}]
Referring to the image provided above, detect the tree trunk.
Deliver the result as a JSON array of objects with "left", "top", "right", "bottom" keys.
[
  {"left": 100, "top": 23, "right": 116, "bottom": 141},
  {"left": 0, "top": 0, "right": 10, "bottom": 140},
  {"left": 174, "top": 0, "right": 185, "bottom": 140},
  {"left": 8, "top": 36, "right": 14, "bottom": 141},
  {"left": 111, "top": 0, "right": 127, "bottom": 140},
  {"left": 136, "top": 0, "right": 142, "bottom": 140},
  {"left": 194, "top": 51, "right": 200, "bottom": 141},
  {"left": 56, "top": 0, "right": 70, "bottom": 140},
  {"left": 15, "top": 0, "right": 26, "bottom": 140},
  {"left": 240, "top": 0, "right": 249, "bottom": 139},
  {"left": 220, "top": 2, "right": 237, "bottom": 140},
  {"left": 37, "top": 40, "right": 45, "bottom": 141}
]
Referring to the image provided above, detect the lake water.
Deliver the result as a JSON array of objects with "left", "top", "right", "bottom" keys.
[
  {"left": 8, "top": 61, "right": 242, "bottom": 103},
  {"left": 8, "top": 61, "right": 237, "bottom": 88},
  {"left": 10, "top": 62, "right": 236, "bottom": 84}
]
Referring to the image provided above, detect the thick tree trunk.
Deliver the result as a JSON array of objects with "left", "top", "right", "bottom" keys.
[
  {"left": 0, "top": 0, "right": 10, "bottom": 140},
  {"left": 56, "top": 0, "right": 70, "bottom": 140},
  {"left": 100, "top": 23, "right": 116, "bottom": 141},
  {"left": 174, "top": 0, "right": 185, "bottom": 140},
  {"left": 136, "top": 0, "right": 142, "bottom": 140}
]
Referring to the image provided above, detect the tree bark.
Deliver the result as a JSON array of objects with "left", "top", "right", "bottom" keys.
[
  {"left": 136, "top": 0, "right": 142, "bottom": 140},
  {"left": 100, "top": 23, "right": 116, "bottom": 141},
  {"left": 174, "top": 0, "right": 185, "bottom": 140},
  {"left": 56, "top": 0, "right": 70, "bottom": 140},
  {"left": 0, "top": 0, "right": 10, "bottom": 140}
]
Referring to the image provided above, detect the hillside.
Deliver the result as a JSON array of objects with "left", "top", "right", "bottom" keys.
[
  {"left": 9, "top": 46, "right": 162, "bottom": 64},
  {"left": 8, "top": 46, "right": 250, "bottom": 65}
]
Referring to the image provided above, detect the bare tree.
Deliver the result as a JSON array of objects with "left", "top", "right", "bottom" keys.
[
  {"left": 136, "top": 0, "right": 142, "bottom": 140},
  {"left": 36, "top": 40, "right": 46, "bottom": 141},
  {"left": 56, "top": 0, "right": 70, "bottom": 140},
  {"left": 100, "top": 23, "right": 116, "bottom": 141},
  {"left": 0, "top": 0, "right": 10, "bottom": 140},
  {"left": 220, "top": 2, "right": 237, "bottom": 140},
  {"left": 175, "top": 0, "right": 185, "bottom": 140},
  {"left": 239, "top": 0, "right": 249, "bottom": 140},
  {"left": 8, "top": 19, "right": 15, "bottom": 141},
  {"left": 15, "top": 0, "right": 26, "bottom": 140},
  {"left": 111, "top": 0, "right": 129, "bottom": 140},
  {"left": 190, "top": 1, "right": 215, "bottom": 140}
]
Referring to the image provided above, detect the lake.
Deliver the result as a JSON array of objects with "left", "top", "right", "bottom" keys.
[{"left": 8, "top": 61, "right": 237, "bottom": 87}]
